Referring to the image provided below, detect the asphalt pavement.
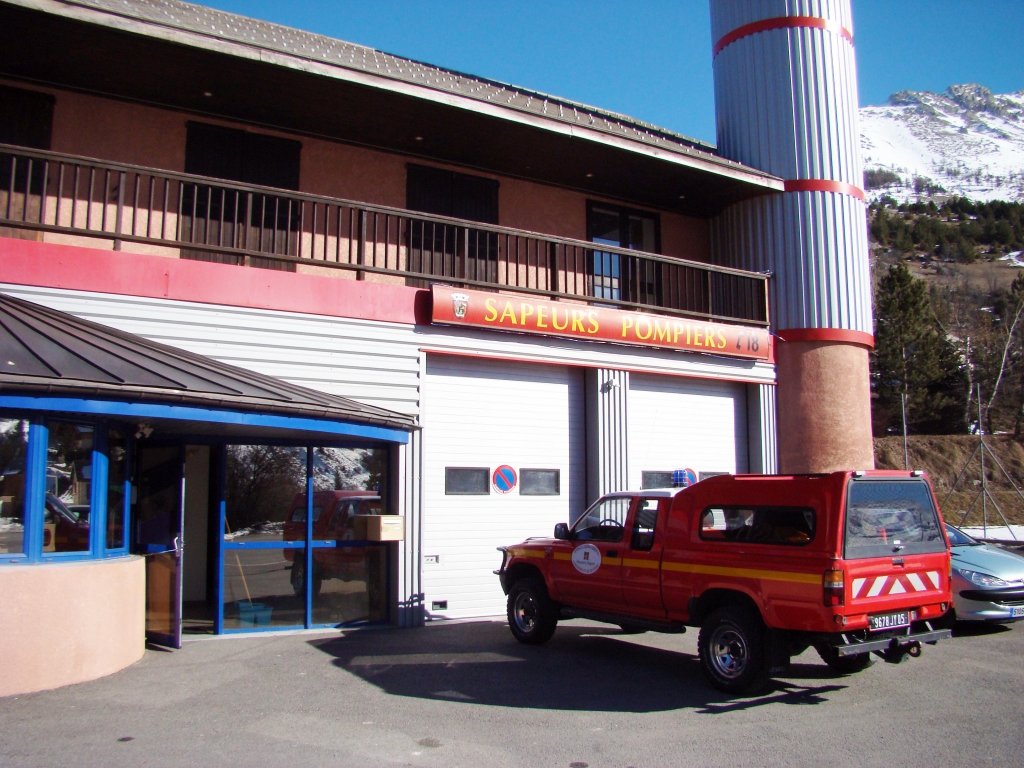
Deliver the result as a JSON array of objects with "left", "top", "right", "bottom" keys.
[{"left": 1, "top": 618, "right": 1022, "bottom": 767}]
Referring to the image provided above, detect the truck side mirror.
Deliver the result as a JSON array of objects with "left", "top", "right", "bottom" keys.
[{"left": 554, "top": 523, "right": 569, "bottom": 540}]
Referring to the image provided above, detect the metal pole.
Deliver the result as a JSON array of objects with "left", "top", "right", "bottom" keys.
[
  {"left": 901, "top": 392, "right": 909, "bottom": 470},
  {"left": 979, "top": 384, "right": 987, "bottom": 537}
]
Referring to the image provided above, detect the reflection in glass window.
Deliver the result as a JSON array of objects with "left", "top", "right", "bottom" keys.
[
  {"left": 224, "top": 445, "right": 306, "bottom": 543},
  {"left": 445, "top": 467, "right": 489, "bottom": 495},
  {"left": 46, "top": 422, "right": 93, "bottom": 553},
  {"left": 222, "top": 547, "right": 305, "bottom": 630},
  {"left": 0, "top": 418, "right": 29, "bottom": 556},
  {"left": 107, "top": 428, "right": 128, "bottom": 550},
  {"left": 845, "top": 480, "right": 944, "bottom": 558},
  {"left": 631, "top": 498, "right": 660, "bottom": 551},
  {"left": 699, "top": 506, "right": 815, "bottom": 546},
  {"left": 521, "top": 469, "right": 560, "bottom": 495},
  {"left": 573, "top": 496, "right": 630, "bottom": 542}
]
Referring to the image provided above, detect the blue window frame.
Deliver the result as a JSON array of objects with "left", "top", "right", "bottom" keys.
[{"left": 0, "top": 411, "right": 133, "bottom": 564}]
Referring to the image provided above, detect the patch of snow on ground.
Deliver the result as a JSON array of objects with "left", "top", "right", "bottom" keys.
[
  {"left": 961, "top": 525, "right": 1024, "bottom": 543},
  {"left": 1000, "top": 251, "right": 1024, "bottom": 268}
]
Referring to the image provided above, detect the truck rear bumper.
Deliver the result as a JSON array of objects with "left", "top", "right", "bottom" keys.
[{"left": 835, "top": 628, "right": 951, "bottom": 657}]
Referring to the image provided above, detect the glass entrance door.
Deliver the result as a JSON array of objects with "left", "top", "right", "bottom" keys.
[{"left": 134, "top": 445, "right": 185, "bottom": 648}]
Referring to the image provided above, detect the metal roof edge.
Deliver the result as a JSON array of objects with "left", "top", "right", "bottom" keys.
[{"left": 5, "top": 0, "right": 781, "bottom": 190}]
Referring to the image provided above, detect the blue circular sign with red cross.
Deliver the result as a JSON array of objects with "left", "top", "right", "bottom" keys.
[{"left": 492, "top": 465, "right": 518, "bottom": 494}]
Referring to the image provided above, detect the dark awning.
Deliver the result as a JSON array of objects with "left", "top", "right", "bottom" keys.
[{"left": 0, "top": 293, "right": 417, "bottom": 441}]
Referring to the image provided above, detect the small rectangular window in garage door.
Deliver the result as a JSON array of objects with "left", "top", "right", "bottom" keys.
[
  {"left": 445, "top": 467, "right": 489, "bottom": 495},
  {"left": 520, "top": 469, "right": 560, "bottom": 495}
]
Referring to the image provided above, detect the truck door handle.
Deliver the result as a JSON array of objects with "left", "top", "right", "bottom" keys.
[{"left": 607, "top": 550, "right": 618, "bottom": 558}]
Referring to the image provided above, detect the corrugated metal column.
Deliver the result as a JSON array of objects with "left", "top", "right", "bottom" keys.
[
  {"left": 709, "top": 0, "right": 874, "bottom": 474},
  {"left": 746, "top": 383, "right": 778, "bottom": 474},
  {"left": 585, "top": 368, "right": 629, "bottom": 507},
  {"left": 394, "top": 430, "right": 424, "bottom": 626}
]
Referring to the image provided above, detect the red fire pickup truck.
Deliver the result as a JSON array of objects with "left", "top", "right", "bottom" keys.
[{"left": 496, "top": 471, "right": 953, "bottom": 693}]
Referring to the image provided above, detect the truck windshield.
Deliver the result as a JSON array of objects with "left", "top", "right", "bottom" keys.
[{"left": 844, "top": 480, "right": 945, "bottom": 559}]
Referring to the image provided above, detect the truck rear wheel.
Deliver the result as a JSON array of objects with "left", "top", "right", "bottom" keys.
[
  {"left": 507, "top": 577, "right": 558, "bottom": 645},
  {"left": 815, "top": 645, "right": 873, "bottom": 674},
  {"left": 698, "top": 606, "right": 767, "bottom": 694}
]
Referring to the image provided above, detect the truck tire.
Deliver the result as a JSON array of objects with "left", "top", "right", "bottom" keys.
[
  {"left": 698, "top": 606, "right": 767, "bottom": 694},
  {"left": 507, "top": 577, "right": 558, "bottom": 645},
  {"left": 815, "top": 645, "right": 873, "bottom": 674},
  {"left": 290, "top": 558, "right": 322, "bottom": 598}
]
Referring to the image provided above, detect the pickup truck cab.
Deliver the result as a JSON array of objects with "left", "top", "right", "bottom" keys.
[{"left": 497, "top": 471, "right": 953, "bottom": 693}]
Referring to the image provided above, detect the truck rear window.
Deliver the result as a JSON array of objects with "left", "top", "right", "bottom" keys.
[
  {"left": 844, "top": 480, "right": 945, "bottom": 559},
  {"left": 699, "top": 506, "right": 815, "bottom": 546}
]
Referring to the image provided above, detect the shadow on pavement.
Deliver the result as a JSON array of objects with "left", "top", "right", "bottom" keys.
[
  {"left": 952, "top": 621, "right": 1014, "bottom": 638},
  {"left": 309, "top": 620, "right": 847, "bottom": 713}
]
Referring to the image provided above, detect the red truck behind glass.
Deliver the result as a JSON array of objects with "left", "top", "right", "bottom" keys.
[
  {"left": 283, "top": 490, "right": 382, "bottom": 596},
  {"left": 496, "top": 471, "right": 953, "bottom": 693}
]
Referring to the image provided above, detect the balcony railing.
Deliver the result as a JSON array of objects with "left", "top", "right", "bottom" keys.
[{"left": 0, "top": 144, "right": 768, "bottom": 326}]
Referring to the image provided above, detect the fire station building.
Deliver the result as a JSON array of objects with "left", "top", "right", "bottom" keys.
[{"left": 0, "top": 0, "right": 873, "bottom": 696}]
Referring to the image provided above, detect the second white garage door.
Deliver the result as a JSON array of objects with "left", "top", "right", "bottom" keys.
[
  {"left": 628, "top": 373, "right": 748, "bottom": 489},
  {"left": 422, "top": 355, "right": 586, "bottom": 619}
]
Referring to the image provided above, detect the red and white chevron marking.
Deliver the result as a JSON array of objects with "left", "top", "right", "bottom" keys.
[{"left": 851, "top": 571, "right": 942, "bottom": 599}]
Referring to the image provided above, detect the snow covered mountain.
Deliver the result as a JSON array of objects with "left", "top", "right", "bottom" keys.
[{"left": 859, "top": 84, "right": 1024, "bottom": 203}]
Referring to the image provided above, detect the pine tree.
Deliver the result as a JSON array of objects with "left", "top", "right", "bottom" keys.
[{"left": 872, "top": 264, "right": 965, "bottom": 435}]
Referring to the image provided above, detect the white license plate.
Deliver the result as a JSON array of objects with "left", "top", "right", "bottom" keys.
[
  {"left": 869, "top": 612, "right": 910, "bottom": 632},
  {"left": 1012, "top": 606, "right": 1024, "bottom": 618}
]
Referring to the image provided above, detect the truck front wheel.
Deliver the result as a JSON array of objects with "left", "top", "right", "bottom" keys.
[
  {"left": 507, "top": 577, "right": 558, "bottom": 645},
  {"left": 698, "top": 606, "right": 767, "bottom": 693}
]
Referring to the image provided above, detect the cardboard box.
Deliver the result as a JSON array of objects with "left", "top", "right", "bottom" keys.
[{"left": 352, "top": 515, "right": 405, "bottom": 542}]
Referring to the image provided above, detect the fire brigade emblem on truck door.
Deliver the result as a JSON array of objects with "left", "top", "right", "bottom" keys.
[
  {"left": 571, "top": 543, "right": 601, "bottom": 574},
  {"left": 451, "top": 292, "right": 470, "bottom": 319}
]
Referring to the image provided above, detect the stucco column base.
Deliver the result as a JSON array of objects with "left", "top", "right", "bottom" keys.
[
  {"left": 0, "top": 556, "right": 145, "bottom": 697},
  {"left": 775, "top": 339, "right": 874, "bottom": 474}
]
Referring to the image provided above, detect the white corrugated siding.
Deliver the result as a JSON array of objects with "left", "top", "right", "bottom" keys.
[
  {"left": 422, "top": 355, "right": 585, "bottom": 619},
  {"left": 628, "top": 374, "right": 748, "bottom": 488}
]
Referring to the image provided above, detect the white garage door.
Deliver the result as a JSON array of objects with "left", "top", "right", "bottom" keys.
[
  {"left": 423, "top": 355, "right": 585, "bottom": 619},
  {"left": 628, "top": 373, "right": 748, "bottom": 489}
]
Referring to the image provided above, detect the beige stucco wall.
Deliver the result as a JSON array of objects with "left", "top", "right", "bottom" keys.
[
  {"left": 775, "top": 340, "right": 875, "bottom": 474},
  {"left": 1, "top": 78, "right": 710, "bottom": 261},
  {"left": 0, "top": 556, "right": 145, "bottom": 697}
]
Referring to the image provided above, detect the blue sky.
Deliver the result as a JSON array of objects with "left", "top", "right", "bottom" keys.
[{"left": 201, "top": 0, "right": 1024, "bottom": 146}]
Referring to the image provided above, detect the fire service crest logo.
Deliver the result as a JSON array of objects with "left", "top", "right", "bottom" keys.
[{"left": 451, "top": 292, "right": 470, "bottom": 319}]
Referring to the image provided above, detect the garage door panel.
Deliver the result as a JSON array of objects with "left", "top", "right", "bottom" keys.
[
  {"left": 423, "top": 355, "right": 585, "bottom": 620},
  {"left": 629, "top": 374, "right": 747, "bottom": 490}
]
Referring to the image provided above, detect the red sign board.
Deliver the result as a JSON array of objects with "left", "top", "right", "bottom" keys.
[{"left": 430, "top": 286, "right": 770, "bottom": 361}]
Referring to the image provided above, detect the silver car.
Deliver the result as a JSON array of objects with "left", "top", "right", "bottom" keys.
[{"left": 946, "top": 524, "right": 1024, "bottom": 623}]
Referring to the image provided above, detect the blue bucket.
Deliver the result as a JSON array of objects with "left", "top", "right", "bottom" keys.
[{"left": 237, "top": 601, "right": 273, "bottom": 627}]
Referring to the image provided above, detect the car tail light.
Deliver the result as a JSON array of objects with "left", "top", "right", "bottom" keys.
[{"left": 823, "top": 569, "right": 844, "bottom": 607}]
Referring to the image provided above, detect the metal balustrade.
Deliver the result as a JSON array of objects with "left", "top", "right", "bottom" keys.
[{"left": 0, "top": 144, "right": 769, "bottom": 326}]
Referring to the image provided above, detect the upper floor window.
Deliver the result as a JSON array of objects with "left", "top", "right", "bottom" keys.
[
  {"left": 182, "top": 122, "right": 302, "bottom": 271},
  {"left": 0, "top": 85, "right": 54, "bottom": 150},
  {"left": 406, "top": 164, "right": 499, "bottom": 283},
  {"left": 587, "top": 202, "right": 660, "bottom": 303},
  {"left": 184, "top": 122, "right": 301, "bottom": 190}
]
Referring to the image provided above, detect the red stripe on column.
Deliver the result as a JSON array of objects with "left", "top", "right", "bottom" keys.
[
  {"left": 777, "top": 328, "right": 874, "bottom": 348},
  {"left": 784, "top": 178, "right": 866, "bottom": 201},
  {"left": 713, "top": 15, "right": 854, "bottom": 57}
]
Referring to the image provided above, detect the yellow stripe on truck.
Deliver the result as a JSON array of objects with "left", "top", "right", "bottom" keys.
[
  {"left": 511, "top": 548, "right": 545, "bottom": 559},
  {"left": 621, "top": 558, "right": 660, "bottom": 569},
  {"left": 662, "top": 561, "right": 820, "bottom": 585}
]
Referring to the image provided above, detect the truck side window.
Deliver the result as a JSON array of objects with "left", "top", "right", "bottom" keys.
[
  {"left": 630, "top": 499, "right": 659, "bottom": 551},
  {"left": 700, "top": 506, "right": 815, "bottom": 546},
  {"left": 573, "top": 497, "right": 629, "bottom": 542}
]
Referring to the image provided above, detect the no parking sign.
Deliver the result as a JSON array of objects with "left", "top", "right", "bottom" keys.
[{"left": 492, "top": 465, "right": 518, "bottom": 494}]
